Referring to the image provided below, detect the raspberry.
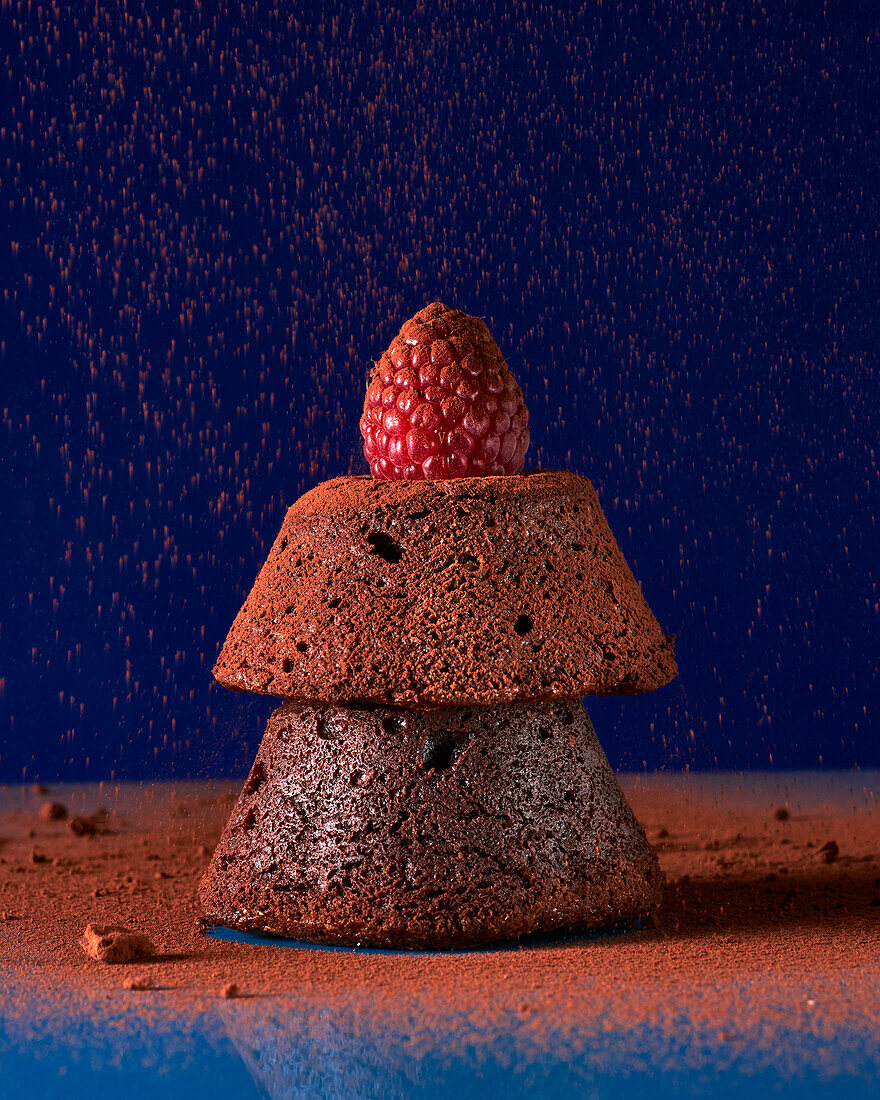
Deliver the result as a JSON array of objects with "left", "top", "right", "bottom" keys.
[{"left": 360, "top": 302, "right": 530, "bottom": 480}]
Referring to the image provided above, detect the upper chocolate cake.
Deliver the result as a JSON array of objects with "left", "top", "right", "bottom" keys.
[{"left": 213, "top": 469, "right": 676, "bottom": 705}]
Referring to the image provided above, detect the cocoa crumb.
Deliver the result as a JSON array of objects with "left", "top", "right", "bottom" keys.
[
  {"left": 30, "top": 783, "right": 49, "bottom": 795},
  {"left": 818, "top": 840, "right": 839, "bottom": 864},
  {"left": 123, "top": 974, "right": 155, "bottom": 991},
  {"left": 40, "top": 801, "right": 68, "bottom": 821},
  {"left": 221, "top": 982, "right": 240, "bottom": 999},
  {"left": 81, "top": 923, "right": 155, "bottom": 963},
  {"left": 774, "top": 807, "right": 790, "bottom": 821},
  {"left": 68, "top": 813, "right": 108, "bottom": 837},
  {"left": 29, "top": 848, "right": 50, "bottom": 864}
]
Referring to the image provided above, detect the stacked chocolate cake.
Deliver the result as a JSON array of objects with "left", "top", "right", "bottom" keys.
[{"left": 199, "top": 307, "right": 677, "bottom": 949}]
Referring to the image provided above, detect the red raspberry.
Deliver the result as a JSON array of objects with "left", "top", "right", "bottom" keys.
[{"left": 360, "top": 302, "right": 530, "bottom": 480}]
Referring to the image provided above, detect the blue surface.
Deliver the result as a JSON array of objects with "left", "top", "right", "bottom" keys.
[
  {"left": 1, "top": 995, "right": 877, "bottom": 1100},
  {"left": 2, "top": 929, "right": 878, "bottom": 1098},
  {"left": 0, "top": 1026, "right": 261, "bottom": 1100},
  {"left": 2, "top": 1047, "right": 877, "bottom": 1100}
]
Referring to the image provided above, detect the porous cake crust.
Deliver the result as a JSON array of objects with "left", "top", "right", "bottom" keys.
[
  {"left": 213, "top": 470, "right": 677, "bottom": 706},
  {"left": 198, "top": 699, "right": 663, "bottom": 949}
]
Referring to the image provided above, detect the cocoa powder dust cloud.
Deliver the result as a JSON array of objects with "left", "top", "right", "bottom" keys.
[{"left": 1, "top": 2, "right": 878, "bottom": 780}]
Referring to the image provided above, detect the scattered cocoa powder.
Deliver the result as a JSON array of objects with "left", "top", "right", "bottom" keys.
[{"left": 0, "top": 775, "right": 876, "bottom": 1070}]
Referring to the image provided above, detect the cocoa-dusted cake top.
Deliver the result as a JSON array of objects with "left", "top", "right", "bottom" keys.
[{"left": 213, "top": 469, "right": 677, "bottom": 705}]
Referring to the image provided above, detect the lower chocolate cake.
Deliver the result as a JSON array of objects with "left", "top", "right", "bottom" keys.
[{"left": 199, "top": 699, "right": 662, "bottom": 949}]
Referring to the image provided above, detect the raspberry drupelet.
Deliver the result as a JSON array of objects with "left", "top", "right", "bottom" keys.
[{"left": 360, "top": 302, "right": 530, "bottom": 480}]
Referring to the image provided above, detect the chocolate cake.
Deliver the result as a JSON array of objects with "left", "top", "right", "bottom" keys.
[
  {"left": 213, "top": 469, "right": 677, "bottom": 706},
  {"left": 198, "top": 698, "right": 662, "bottom": 948},
  {"left": 201, "top": 303, "right": 676, "bottom": 950}
]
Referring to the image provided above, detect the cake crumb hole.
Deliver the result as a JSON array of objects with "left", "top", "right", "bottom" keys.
[
  {"left": 366, "top": 531, "right": 403, "bottom": 563},
  {"left": 242, "top": 760, "right": 266, "bottom": 797},
  {"left": 421, "top": 731, "right": 469, "bottom": 773},
  {"left": 514, "top": 614, "right": 534, "bottom": 635}
]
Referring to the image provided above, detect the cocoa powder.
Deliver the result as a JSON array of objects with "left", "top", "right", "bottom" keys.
[{"left": 1, "top": 774, "right": 877, "bottom": 1066}]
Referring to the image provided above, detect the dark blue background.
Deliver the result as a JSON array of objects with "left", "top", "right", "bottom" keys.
[{"left": 1, "top": 1, "right": 877, "bottom": 781}]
